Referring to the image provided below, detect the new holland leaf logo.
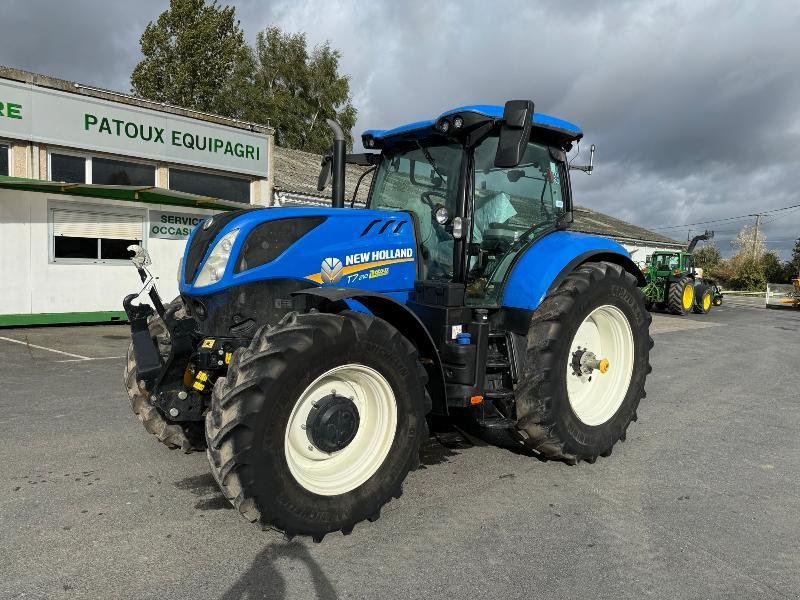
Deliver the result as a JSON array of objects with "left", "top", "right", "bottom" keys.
[{"left": 320, "top": 257, "right": 343, "bottom": 284}]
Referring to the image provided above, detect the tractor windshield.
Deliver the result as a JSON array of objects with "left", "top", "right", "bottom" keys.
[{"left": 653, "top": 253, "right": 680, "bottom": 270}]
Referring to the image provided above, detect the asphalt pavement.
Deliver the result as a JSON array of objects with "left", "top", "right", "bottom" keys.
[{"left": 1, "top": 299, "right": 798, "bottom": 600}]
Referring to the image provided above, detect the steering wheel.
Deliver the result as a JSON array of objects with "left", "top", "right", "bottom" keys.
[{"left": 420, "top": 190, "right": 448, "bottom": 210}]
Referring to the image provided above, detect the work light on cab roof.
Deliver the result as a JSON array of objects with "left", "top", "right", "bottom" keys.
[{"left": 122, "top": 99, "right": 651, "bottom": 542}]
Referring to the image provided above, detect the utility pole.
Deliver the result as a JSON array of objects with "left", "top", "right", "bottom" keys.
[{"left": 752, "top": 213, "right": 762, "bottom": 260}]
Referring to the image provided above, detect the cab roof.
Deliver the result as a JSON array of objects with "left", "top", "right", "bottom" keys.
[{"left": 363, "top": 104, "right": 583, "bottom": 148}]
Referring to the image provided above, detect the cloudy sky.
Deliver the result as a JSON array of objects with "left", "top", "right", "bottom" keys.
[{"left": 2, "top": 0, "right": 799, "bottom": 256}]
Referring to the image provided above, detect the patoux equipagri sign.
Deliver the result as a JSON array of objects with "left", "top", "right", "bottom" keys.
[{"left": 0, "top": 78, "right": 268, "bottom": 177}]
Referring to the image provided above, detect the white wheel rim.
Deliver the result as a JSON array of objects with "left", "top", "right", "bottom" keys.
[
  {"left": 566, "top": 304, "right": 635, "bottom": 426},
  {"left": 284, "top": 364, "right": 397, "bottom": 496}
]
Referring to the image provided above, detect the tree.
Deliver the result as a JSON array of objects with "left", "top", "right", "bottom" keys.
[
  {"left": 727, "top": 257, "right": 766, "bottom": 291},
  {"left": 693, "top": 243, "right": 721, "bottom": 270},
  {"left": 721, "top": 224, "right": 770, "bottom": 291},
  {"left": 248, "top": 27, "right": 357, "bottom": 152},
  {"left": 786, "top": 237, "right": 800, "bottom": 280},
  {"left": 731, "top": 223, "right": 767, "bottom": 261},
  {"left": 131, "top": 0, "right": 253, "bottom": 118},
  {"left": 761, "top": 251, "right": 786, "bottom": 284}
]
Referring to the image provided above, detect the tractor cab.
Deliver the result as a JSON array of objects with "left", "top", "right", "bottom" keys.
[
  {"left": 649, "top": 251, "right": 693, "bottom": 276},
  {"left": 334, "top": 103, "right": 583, "bottom": 306}
]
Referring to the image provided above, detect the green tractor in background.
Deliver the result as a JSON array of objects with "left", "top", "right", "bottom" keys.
[{"left": 642, "top": 230, "right": 723, "bottom": 315}]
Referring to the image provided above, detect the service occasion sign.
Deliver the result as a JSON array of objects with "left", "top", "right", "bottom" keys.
[
  {"left": 0, "top": 79, "right": 268, "bottom": 177},
  {"left": 149, "top": 210, "right": 207, "bottom": 240}
]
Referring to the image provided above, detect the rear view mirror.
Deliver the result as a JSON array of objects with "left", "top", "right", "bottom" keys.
[
  {"left": 317, "top": 154, "right": 332, "bottom": 191},
  {"left": 494, "top": 100, "right": 534, "bottom": 168}
]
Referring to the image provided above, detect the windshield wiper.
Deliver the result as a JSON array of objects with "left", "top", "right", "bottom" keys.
[{"left": 416, "top": 141, "right": 446, "bottom": 182}]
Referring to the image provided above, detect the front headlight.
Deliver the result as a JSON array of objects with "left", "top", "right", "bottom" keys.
[{"left": 194, "top": 228, "right": 239, "bottom": 287}]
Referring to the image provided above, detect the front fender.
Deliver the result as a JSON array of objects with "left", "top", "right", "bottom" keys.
[
  {"left": 293, "top": 287, "right": 446, "bottom": 416},
  {"left": 502, "top": 230, "right": 642, "bottom": 311}
]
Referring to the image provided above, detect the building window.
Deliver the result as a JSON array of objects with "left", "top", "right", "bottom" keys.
[
  {"left": 169, "top": 168, "right": 250, "bottom": 203},
  {"left": 0, "top": 143, "right": 9, "bottom": 176},
  {"left": 50, "top": 203, "right": 145, "bottom": 264},
  {"left": 50, "top": 153, "right": 87, "bottom": 183},
  {"left": 93, "top": 157, "right": 155, "bottom": 186}
]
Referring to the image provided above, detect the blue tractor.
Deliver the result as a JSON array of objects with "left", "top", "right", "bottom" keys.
[{"left": 123, "top": 101, "right": 652, "bottom": 540}]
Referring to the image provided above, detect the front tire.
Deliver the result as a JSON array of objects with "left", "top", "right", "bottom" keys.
[
  {"left": 123, "top": 298, "right": 203, "bottom": 451},
  {"left": 514, "top": 262, "right": 652, "bottom": 464},
  {"left": 205, "top": 310, "right": 428, "bottom": 539},
  {"left": 693, "top": 285, "right": 712, "bottom": 314},
  {"left": 667, "top": 276, "right": 694, "bottom": 315}
]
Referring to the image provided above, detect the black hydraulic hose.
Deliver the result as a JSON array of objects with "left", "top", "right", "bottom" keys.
[{"left": 351, "top": 166, "right": 376, "bottom": 207}]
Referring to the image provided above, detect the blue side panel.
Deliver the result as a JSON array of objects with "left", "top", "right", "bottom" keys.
[
  {"left": 179, "top": 207, "right": 419, "bottom": 296},
  {"left": 502, "top": 230, "right": 631, "bottom": 311}
]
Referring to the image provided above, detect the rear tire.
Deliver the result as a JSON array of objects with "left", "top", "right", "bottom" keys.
[
  {"left": 205, "top": 310, "right": 428, "bottom": 539},
  {"left": 513, "top": 261, "right": 652, "bottom": 464},
  {"left": 123, "top": 298, "right": 203, "bottom": 452},
  {"left": 667, "top": 276, "right": 694, "bottom": 315},
  {"left": 693, "top": 285, "right": 712, "bottom": 314}
]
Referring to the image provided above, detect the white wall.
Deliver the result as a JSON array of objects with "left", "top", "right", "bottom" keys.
[
  {"left": 0, "top": 188, "right": 215, "bottom": 316},
  {"left": 0, "top": 191, "right": 32, "bottom": 314}
]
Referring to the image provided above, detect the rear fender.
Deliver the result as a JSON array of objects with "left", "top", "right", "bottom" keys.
[
  {"left": 293, "top": 287, "right": 446, "bottom": 415},
  {"left": 502, "top": 231, "right": 645, "bottom": 311}
]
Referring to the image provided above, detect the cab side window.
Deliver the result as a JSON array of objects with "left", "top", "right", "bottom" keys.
[{"left": 370, "top": 143, "right": 461, "bottom": 279}]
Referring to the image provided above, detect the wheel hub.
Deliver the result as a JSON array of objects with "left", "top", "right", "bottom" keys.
[
  {"left": 306, "top": 392, "right": 360, "bottom": 453},
  {"left": 570, "top": 347, "right": 610, "bottom": 379}
]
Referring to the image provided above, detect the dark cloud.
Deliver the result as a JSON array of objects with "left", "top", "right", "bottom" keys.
[
  {"left": 2, "top": 0, "right": 798, "bottom": 256},
  {"left": 0, "top": 0, "right": 164, "bottom": 92}
]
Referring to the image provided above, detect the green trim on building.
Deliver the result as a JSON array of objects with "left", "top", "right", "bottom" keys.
[
  {"left": 0, "top": 310, "right": 128, "bottom": 327},
  {"left": 0, "top": 176, "right": 240, "bottom": 211}
]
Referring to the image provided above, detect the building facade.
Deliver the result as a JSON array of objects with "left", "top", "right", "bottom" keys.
[{"left": 0, "top": 67, "right": 274, "bottom": 325}]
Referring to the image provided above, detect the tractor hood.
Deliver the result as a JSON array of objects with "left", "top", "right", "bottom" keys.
[{"left": 179, "top": 206, "right": 419, "bottom": 296}]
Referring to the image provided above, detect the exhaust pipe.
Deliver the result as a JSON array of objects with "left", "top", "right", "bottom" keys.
[{"left": 326, "top": 119, "right": 346, "bottom": 208}]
